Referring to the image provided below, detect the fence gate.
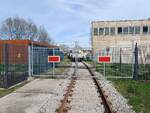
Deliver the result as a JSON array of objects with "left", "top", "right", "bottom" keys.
[
  {"left": 29, "top": 45, "right": 67, "bottom": 76},
  {"left": 93, "top": 43, "right": 150, "bottom": 80},
  {"left": 94, "top": 46, "right": 134, "bottom": 79}
]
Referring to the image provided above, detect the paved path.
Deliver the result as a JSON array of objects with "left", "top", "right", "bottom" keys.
[{"left": 0, "top": 79, "right": 66, "bottom": 113}]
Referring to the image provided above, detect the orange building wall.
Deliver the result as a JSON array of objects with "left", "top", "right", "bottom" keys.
[
  {"left": 0, "top": 39, "right": 59, "bottom": 65},
  {"left": 0, "top": 41, "right": 28, "bottom": 64}
]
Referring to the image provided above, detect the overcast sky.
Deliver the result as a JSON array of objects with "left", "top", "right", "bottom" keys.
[{"left": 0, "top": 0, "right": 149, "bottom": 47}]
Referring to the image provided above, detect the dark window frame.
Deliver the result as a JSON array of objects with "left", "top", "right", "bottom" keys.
[
  {"left": 135, "top": 26, "right": 141, "bottom": 34},
  {"left": 143, "top": 26, "right": 148, "bottom": 34},
  {"left": 123, "top": 27, "right": 129, "bottom": 34},
  {"left": 93, "top": 28, "right": 98, "bottom": 36},
  {"left": 110, "top": 27, "right": 115, "bottom": 35},
  {"left": 99, "top": 28, "right": 104, "bottom": 35},
  {"left": 118, "top": 27, "right": 123, "bottom": 34},
  {"left": 105, "top": 27, "right": 109, "bottom": 35},
  {"left": 129, "top": 27, "right": 135, "bottom": 34}
]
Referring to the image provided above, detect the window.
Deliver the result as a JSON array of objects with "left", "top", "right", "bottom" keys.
[
  {"left": 105, "top": 27, "right": 109, "bottom": 35},
  {"left": 99, "top": 28, "right": 104, "bottom": 35},
  {"left": 143, "top": 26, "right": 148, "bottom": 34},
  {"left": 135, "top": 26, "right": 140, "bottom": 34},
  {"left": 93, "top": 28, "right": 98, "bottom": 36},
  {"left": 110, "top": 27, "right": 115, "bottom": 35},
  {"left": 118, "top": 27, "right": 122, "bottom": 34},
  {"left": 129, "top": 27, "right": 134, "bottom": 34},
  {"left": 123, "top": 27, "right": 128, "bottom": 34}
]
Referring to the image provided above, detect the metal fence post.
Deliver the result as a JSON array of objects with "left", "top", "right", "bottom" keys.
[
  {"left": 52, "top": 48, "right": 55, "bottom": 77},
  {"left": 31, "top": 42, "right": 33, "bottom": 76},
  {"left": 131, "top": 40, "right": 134, "bottom": 79},
  {"left": 103, "top": 63, "right": 105, "bottom": 77},
  {"left": 133, "top": 43, "right": 138, "bottom": 80},
  {"left": 28, "top": 45, "right": 31, "bottom": 77},
  {"left": 3, "top": 43, "right": 8, "bottom": 88},
  {"left": 119, "top": 48, "right": 122, "bottom": 71}
]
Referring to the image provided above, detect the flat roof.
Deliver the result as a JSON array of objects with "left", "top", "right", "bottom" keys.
[
  {"left": 0, "top": 40, "right": 59, "bottom": 48},
  {"left": 91, "top": 18, "right": 150, "bottom": 23}
]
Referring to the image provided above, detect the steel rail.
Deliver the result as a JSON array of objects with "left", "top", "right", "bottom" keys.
[
  {"left": 56, "top": 62, "right": 115, "bottom": 113},
  {"left": 56, "top": 70, "right": 77, "bottom": 113},
  {"left": 83, "top": 62, "right": 116, "bottom": 113}
]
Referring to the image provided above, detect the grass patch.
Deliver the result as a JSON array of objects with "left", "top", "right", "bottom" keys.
[
  {"left": 0, "top": 81, "right": 28, "bottom": 98},
  {"left": 46, "top": 55, "right": 71, "bottom": 75},
  {"left": 32, "top": 55, "right": 71, "bottom": 75},
  {"left": 54, "top": 56, "right": 71, "bottom": 74},
  {"left": 109, "top": 79, "right": 150, "bottom": 113},
  {"left": 96, "top": 63, "right": 132, "bottom": 77},
  {"left": 86, "top": 61, "right": 150, "bottom": 113}
]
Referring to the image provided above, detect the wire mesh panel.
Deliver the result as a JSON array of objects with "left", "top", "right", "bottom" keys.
[
  {"left": 95, "top": 47, "right": 133, "bottom": 78},
  {"left": 32, "top": 46, "right": 52, "bottom": 75},
  {"left": 0, "top": 44, "right": 4, "bottom": 87},
  {"left": 32, "top": 46, "right": 65, "bottom": 75},
  {"left": 0, "top": 43, "right": 28, "bottom": 88},
  {"left": 138, "top": 45, "right": 150, "bottom": 80}
]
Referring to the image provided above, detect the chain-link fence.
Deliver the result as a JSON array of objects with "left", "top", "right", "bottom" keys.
[
  {"left": 0, "top": 43, "right": 28, "bottom": 88},
  {"left": 94, "top": 46, "right": 133, "bottom": 78},
  {"left": 94, "top": 43, "right": 150, "bottom": 80},
  {"left": 0, "top": 40, "right": 66, "bottom": 88},
  {"left": 138, "top": 44, "right": 150, "bottom": 80},
  {"left": 32, "top": 46, "right": 65, "bottom": 76}
]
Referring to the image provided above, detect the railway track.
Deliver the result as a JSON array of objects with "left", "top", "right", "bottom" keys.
[{"left": 55, "top": 62, "right": 114, "bottom": 113}]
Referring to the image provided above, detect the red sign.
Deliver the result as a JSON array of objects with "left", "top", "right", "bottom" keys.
[
  {"left": 48, "top": 56, "right": 60, "bottom": 63},
  {"left": 98, "top": 56, "right": 110, "bottom": 63}
]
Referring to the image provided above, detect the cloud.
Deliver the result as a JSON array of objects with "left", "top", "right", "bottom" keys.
[{"left": 0, "top": 0, "right": 150, "bottom": 47}]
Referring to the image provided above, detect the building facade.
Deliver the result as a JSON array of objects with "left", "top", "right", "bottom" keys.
[
  {"left": 91, "top": 19, "right": 150, "bottom": 55},
  {"left": 0, "top": 40, "right": 61, "bottom": 88}
]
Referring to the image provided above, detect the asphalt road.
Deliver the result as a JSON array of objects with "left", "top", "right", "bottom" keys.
[{"left": 0, "top": 79, "right": 65, "bottom": 113}]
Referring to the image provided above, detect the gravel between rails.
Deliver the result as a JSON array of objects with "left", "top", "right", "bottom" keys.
[
  {"left": 85, "top": 62, "right": 136, "bottom": 113},
  {"left": 37, "top": 64, "right": 75, "bottom": 113},
  {"left": 67, "top": 62, "right": 105, "bottom": 113}
]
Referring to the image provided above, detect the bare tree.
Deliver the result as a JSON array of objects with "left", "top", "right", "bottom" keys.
[
  {"left": 0, "top": 17, "right": 14, "bottom": 39},
  {"left": 25, "top": 20, "right": 38, "bottom": 40},
  {"left": 1, "top": 17, "right": 28, "bottom": 40},
  {"left": 37, "top": 26, "right": 52, "bottom": 44},
  {"left": 0, "top": 16, "right": 53, "bottom": 43}
]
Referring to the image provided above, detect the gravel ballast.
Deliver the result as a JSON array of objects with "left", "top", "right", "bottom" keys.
[
  {"left": 67, "top": 63, "right": 105, "bottom": 113},
  {"left": 85, "top": 62, "right": 136, "bottom": 113}
]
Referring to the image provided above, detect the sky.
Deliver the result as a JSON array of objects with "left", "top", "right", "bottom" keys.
[{"left": 0, "top": 0, "right": 150, "bottom": 47}]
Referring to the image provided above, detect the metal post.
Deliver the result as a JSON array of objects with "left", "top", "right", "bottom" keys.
[
  {"left": 133, "top": 43, "right": 138, "bottom": 80},
  {"left": 3, "top": 44, "right": 8, "bottom": 88},
  {"left": 104, "top": 63, "right": 106, "bottom": 77},
  {"left": 53, "top": 48, "right": 55, "bottom": 77},
  {"left": 94, "top": 51, "right": 97, "bottom": 71},
  {"left": 31, "top": 42, "right": 33, "bottom": 76},
  {"left": 119, "top": 48, "right": 122, "bottom": 71},
  {"left": 28, "top": 45, "right": 31, "bottom": 77},
  {"left": 131, "top": 40, "right": 134, "bottom": 78}
]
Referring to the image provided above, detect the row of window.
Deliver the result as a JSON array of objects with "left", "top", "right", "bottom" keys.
[{"left": 93, "top": 26, "right": 150, "bottom": 36}]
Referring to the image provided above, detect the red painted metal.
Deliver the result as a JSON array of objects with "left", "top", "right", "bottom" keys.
[
  {"left": 48, "top": 56, "right": 60, "bottom": 62},
  {"left": 98, "top": 56, "right": 110, "bottom": 63}
]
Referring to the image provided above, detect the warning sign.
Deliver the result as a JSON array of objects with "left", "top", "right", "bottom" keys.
[
  {"left": 48, "top": 56, "right": 60, "bottom": 63},
  {"left": 98, "top": 56, "right": 110, "bottom": 63}
]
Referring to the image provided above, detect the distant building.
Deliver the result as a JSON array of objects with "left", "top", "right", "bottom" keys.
[{"left": 91, "top": 19, "right": 150, "bottom": 56}]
